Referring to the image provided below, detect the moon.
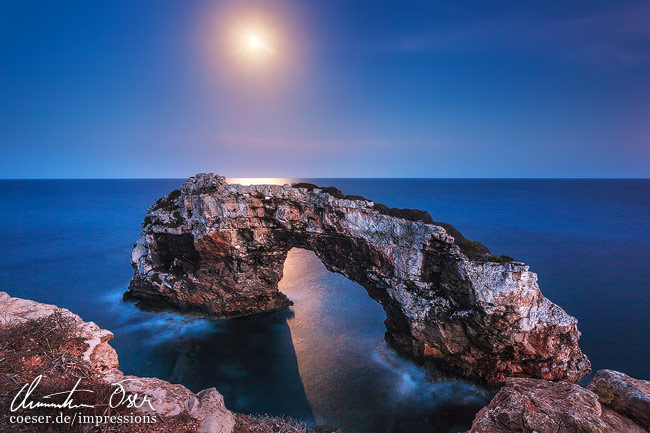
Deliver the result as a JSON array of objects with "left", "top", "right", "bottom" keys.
[
  {"left": 248, "top": 35, "right": 260, "bottom": 48},
  {"left": 237, "top": 28, "right": 273, "bottom": 61},
  {"left": 206, "top": 8, "right": 293, "bottom": 75}
]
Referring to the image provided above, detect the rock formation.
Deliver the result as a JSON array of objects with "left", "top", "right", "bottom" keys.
[
  {"left": 588, "top": 369, "right": 650, "bottom": 430},
  {"left": 0, "top": 292, "right": 235, "bottom": 433},
  {"left": 3, "top": 292, "right": 646, "bottom": 433},
  {"left": 126, "top": 173, "right": 590, "bottom": 384},
  {"left": 467, "top": 375, "right": 650, "bottom": 433}
]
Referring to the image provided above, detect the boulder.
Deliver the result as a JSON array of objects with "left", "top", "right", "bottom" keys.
[
  {"left": 467, "top": 377, "right": 647, "bottom": 432},
  {"left": 588, "top": 369, "right": 650, "bottom": 430}
]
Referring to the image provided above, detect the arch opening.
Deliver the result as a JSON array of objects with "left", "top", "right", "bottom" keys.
[
  {"left": 126, "top": 174, "right": 590, "bottom": 385},
  {"left": 277, "top": 248, "right": 492, "bottom": 432}
]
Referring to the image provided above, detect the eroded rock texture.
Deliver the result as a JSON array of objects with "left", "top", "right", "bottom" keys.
[
  {"left": 468, "top": 377, "right": 648, "bottom": 433},
  {"left": 588, "top": 369, "right": 650, "bottom": 430},
  {"left": 0, "top": 292, "right": 235, "bottom": 433},
  {"left": 127, "top": 173, "right": 590, "bottom": 384}
]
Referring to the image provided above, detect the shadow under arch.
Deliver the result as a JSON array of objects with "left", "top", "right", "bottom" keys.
[
  {"left": 128, "top": 303, "right": 315, "bottom": 422},
  {"left": 126, "top": 247, "right": 490, "bottom": 432},
  {"left": 276, "top": 248, "right": 492, "bottom": 433}
]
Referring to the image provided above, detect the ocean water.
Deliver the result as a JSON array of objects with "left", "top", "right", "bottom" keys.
[{"left": 0, "top": 179, "right": 648, "bottom": 433}]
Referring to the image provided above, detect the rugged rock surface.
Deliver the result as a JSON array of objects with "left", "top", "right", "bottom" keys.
[
  {"left": 467, "top": 377, "right": 648, "bottom": 433},
  {"left": 588, "top": 369, "right": 650, "bottom": 430},
  {"left": 0, "top": 292, "right": 118, "bottom": 372},
  {"left": 0, "top": 292, "right": 235, "bottom": 433},
  {"left": 126, "top": 173, "right": 590, "bottom": 384}
]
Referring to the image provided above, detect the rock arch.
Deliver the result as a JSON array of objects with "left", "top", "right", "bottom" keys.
[{"left": 127, "top": 173, "right": 590, "bottom": 384}]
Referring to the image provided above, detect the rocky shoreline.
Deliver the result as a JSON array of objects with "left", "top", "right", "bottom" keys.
[
  {"left": 1, "top": 292, "right": 648, "bottom": 433},
  {"left": 468, "top": 374, "right": 649, "bottom": 432},
  {"left": 0, "top": 291, "right": 235, "bottom": 433},
  {"left": 2, "top": 174, "right": 647, "bottom": 432}
]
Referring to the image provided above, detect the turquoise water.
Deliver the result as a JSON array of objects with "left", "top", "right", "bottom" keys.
[{"left": 1, "top": 179, "right": 648, "bottom": 433}]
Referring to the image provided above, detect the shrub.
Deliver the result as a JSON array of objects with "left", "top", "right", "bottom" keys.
[
  {"left": 153, "top": 189, "right": 182, "bottom": 212},
  {"left": 234, "top": 413, "right": 313, "bottom": 433},
  {"left": 0, "top": 313, "right": 201, "bottom": 432},
  {"left": 488, "top": 254, "right": 515, "bottom": 263}
]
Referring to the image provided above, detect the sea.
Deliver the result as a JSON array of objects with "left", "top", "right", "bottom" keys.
[{"left": 0, "top": 178, "right": 648, "bottom": 433}]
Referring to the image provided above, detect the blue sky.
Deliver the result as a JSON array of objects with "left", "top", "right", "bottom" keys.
[{"left": 1, "top": 0, "right": 649, "bottom": 178}]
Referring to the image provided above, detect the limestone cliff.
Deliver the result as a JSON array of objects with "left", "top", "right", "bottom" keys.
[{"left": 126, "top": 173, "right": 590, "bottom": 384}]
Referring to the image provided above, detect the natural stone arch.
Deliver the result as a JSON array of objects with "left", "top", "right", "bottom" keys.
[{"left": 127, "top": 173, "right": 590, "bottom": 385}]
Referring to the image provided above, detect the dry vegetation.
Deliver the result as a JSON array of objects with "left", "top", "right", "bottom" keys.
[
  {"left": 0, "top": 312, "right": 199, "bottom": 433},
  {"left": 234, "top": 414, "right": 323, "bottom": 433},
  {"left": 0, "top": 312, "right": 333, "bottom": 433}
]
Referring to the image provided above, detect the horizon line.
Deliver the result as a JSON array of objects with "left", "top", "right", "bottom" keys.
[{"left": 1, "top": 176, "right": 649, "bottom": 181}]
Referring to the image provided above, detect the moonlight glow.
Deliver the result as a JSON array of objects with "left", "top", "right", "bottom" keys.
[
  {"left": 236, "top": 27, "right": 273, "bottom": 61},
  {"left": 248, "top": 35, "right": 260, "bottom": 47},
  {"left": 205, "top": 7, "right": 299, "bottom": 83}
]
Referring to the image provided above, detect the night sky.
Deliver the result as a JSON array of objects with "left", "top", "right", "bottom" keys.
[{"left": 1, "top": 0, "right": 649, "bottom": 178}]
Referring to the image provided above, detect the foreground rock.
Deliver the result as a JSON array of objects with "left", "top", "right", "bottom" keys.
[
  {"left": 126, "top": 173, "right": 590, "bottom": 384},
  {"left": 0, "top": 292, "right": 234, "bottom": 433},
  {"left": 588, "top": 369, "right": 650, "bottom": 430},
  {"left": 468, "top": 377, "right": 648, "bottom": 432}
]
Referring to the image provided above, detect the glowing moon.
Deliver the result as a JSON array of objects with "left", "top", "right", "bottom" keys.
[
  {"left": 248, "top": 35, "right": 260, "bottom": 48},
  {"left": 205, "top": 7, "right": 297, "bottom": 78},
  {"left": 236, "top": 27, "right": 273, "bottom": 61}
]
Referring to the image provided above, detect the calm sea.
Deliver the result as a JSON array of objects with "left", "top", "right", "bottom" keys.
[{"left": 0, "top": 179, "right": 648, "bottom": 433}]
